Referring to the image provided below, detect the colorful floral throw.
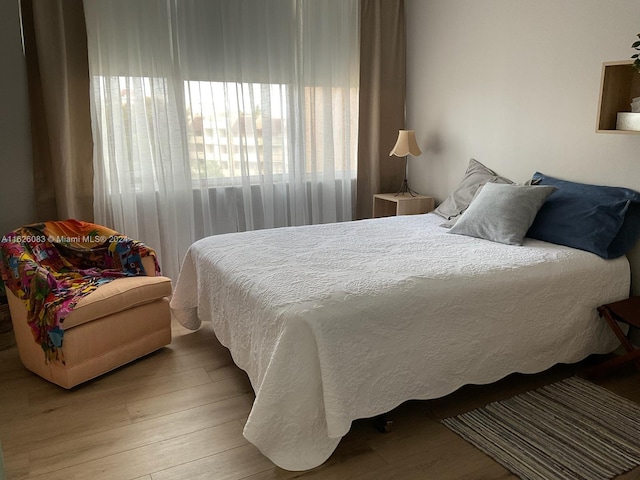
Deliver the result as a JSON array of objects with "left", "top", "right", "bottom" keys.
[{"left": 0, "top": 220, "right": 160, "bottom": 363}]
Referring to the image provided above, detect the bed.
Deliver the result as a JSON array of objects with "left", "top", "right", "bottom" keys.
[{"left": 170, "top": 211, "right": 629, "bottom": 471}]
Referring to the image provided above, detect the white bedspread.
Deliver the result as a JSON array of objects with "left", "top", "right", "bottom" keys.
[{"left": 170, "top": 213, "right": 629, "bottom": 471}]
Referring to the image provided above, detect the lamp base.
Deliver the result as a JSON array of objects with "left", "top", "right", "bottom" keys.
[
  {"left": 394, "top": 180, "right": 418, "bottom": 197},
  {"left": 394, "top": 156, "right": 418, "bottom": 197}
]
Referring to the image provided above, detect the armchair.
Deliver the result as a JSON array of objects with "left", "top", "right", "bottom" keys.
[{"left": 1, "top": 220, "right": 172, "bottom": 389}]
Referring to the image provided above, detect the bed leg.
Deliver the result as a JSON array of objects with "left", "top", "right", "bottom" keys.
[{"left": 373, "top": 414, "right": 393, "bottom": 433}]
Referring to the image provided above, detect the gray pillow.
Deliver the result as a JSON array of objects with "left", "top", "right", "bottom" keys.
[
  {"left": 448, "top": 183, "right": 556, "bottom": 246},
  {"left": 433, "top": 158, "right": 513, "bottom": 224},
  {"left": 440, "top": 181, "right": 487, "bottom": 228}
]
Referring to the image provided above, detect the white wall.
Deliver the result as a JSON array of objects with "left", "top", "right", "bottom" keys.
[
  {"left": 406, "top": 0, "right": 640, "bottom": 200},
  {"left": 0, "top": 0, "right": 35, "bottom": 234},
  {"left": 406, "top": 0, "right": 640, "bottom": 293}
]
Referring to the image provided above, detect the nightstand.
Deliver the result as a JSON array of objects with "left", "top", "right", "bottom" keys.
[{"left": 373, "top": 193, "right": 435, "bottom": 218}]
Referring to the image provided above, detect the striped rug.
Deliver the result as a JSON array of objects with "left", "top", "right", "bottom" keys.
[{"left": 442, "top": 376, "right": 640, "bottom": 480}]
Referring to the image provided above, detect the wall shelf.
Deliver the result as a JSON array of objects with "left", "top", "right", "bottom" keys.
[{"left": 596, "top": 60, "right": 640, "bottom": 134}]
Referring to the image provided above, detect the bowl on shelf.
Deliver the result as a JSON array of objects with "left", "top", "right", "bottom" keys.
[{"left": 616, "top": 112, "right": 640, "bottom": 131}]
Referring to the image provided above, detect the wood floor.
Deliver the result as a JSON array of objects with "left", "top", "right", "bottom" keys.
[{"left": 1, "top": 320, "right": 640, "bottom": 480}]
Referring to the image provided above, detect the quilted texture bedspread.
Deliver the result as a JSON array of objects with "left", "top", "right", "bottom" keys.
[{"left": 170, "top": 213, "right": 629, "bottom": 471}]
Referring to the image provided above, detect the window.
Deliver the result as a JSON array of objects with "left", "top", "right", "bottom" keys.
[
  {"left": 86, "top": 0, "right": 360, "bottom": 279},
  {"left": 185, "top": 81, "right": 289, "bottom": 183}
]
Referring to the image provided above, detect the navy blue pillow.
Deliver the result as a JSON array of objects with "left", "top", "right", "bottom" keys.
[{"left": 527, "top": 172, "right": 640, "bottom": 259}]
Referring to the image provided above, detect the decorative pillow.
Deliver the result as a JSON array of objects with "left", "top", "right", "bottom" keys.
[
  {"left": 448, "top": 183, "right": 556, "bottom": 246},
  {"left": 433, "top": 158, "right": 513, "bottom": 224},
  {"left": 527, "top": 172, "right": 640, "bottom": 259}
]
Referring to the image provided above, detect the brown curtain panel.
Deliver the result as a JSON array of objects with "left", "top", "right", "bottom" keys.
[
  {"left": 21, "top": 0, "right": 94, "bottom": 222},
  {"left": 356, "top": 0, "right": 406, "bottom": 219}
]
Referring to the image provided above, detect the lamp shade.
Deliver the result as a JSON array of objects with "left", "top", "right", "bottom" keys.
[{"left": 389, "top": 130, "right": 421, "bottom": 157}]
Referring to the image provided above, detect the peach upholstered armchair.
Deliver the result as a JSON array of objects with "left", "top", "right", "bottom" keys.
[{"left": 0, "top": 220, "right": 172, "bottom": 389}]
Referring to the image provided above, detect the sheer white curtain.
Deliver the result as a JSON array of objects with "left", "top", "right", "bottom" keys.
[{"left": 83, "top": 0, "right": 360, "bottom": 280}]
